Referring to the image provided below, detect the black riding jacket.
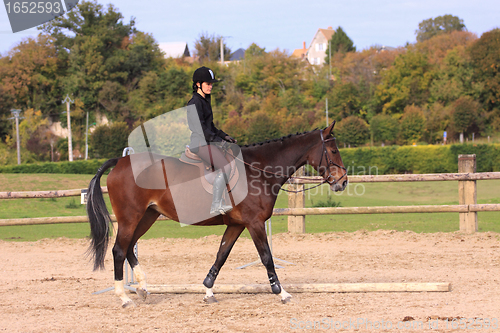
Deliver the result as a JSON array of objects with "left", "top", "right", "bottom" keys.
[{"left": 187, "top": 92, "right": 227, "bottom": 151}]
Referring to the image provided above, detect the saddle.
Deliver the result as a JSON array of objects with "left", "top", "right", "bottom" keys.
[{"left": 179, "top": 146, "right": 239, "bottom": 195}]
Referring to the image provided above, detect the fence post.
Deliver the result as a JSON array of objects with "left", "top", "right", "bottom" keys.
[
  {"left": 458, "top": 154, "right": 477, "bottom": 233},
  {"left": 288, "top": 166, "right": 305, "bottom": 233}
]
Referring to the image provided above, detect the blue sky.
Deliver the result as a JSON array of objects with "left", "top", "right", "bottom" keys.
[{"left": 1, "top": 0, "right": 498, "bottom": 56}]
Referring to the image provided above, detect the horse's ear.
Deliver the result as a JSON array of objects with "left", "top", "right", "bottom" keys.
[{"left": 325, "top": 120, "right": 336, "bottom": 137}]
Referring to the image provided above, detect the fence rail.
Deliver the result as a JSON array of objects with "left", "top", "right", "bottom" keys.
[{"left": 1, "top": 155, "right": 499, "bottom": 233}]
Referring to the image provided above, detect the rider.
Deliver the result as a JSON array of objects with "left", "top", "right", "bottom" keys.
[{"left": 187, "top": 66, "right": 237, "bottom": 216}]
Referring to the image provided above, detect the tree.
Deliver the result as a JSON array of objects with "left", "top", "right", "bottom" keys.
[
  {"left": 416, "top": 15, "right": 466, "bottom": 43},
  {"left": 450, "top": 96, "right": 481, "bottom": 138},
  {"left": 325, "top": 27, "right": 356, "bottom": 64},
  {"left": 194, "top": 32, "right": 231, "bottom": 62},
  {"left": 0, "top": 35, "right": 59, "bottom": 117},
  {"left": 40, "top": 1, "right": 163, "bottom": 121},
  {"left": 375, "top": 47, "right": 434, "bottom": 114},
  {"left": 370, "top": 114, "right": 399, "bottom": 144},
  {"left": 399, "top": 105, "right": 426, "bottom": 144},
  {"left": 430, "top": 45, "right": 475, "bottom": 105},
  {"left": 90, "top": 122, "right": 130, "bottom": 158},
  {"left": 336, "top": 116, "right": 369, "bottom": 147},
  {"left": 327, "top": 82, "right": 362, "bottom": 120},
  {"left": 469, "top": 29, "right": 500, "bottom": 113}
]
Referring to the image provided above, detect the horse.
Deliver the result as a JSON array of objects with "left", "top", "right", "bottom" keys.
[{"left": 86, "top": 121, "right": 347, "bottom": 307}]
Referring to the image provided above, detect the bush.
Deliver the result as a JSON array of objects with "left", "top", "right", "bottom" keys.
[
  {"left": 370, "top": 114, "right": 399, "bottom": 144},
  {"left": 339, "top": 143, "right": 500, "bottom": 175},
  {"left": 336, "top": 116, "right": 369, "bottom": 147},
  {"left": 90, "top": 122, "right": 131, "bottom": 159},
  {"left": 0, "top": 159, "right": 108, "bottom": 174},
  {"left": 400, "top": 105, "right": 426, "bottom": 145}
]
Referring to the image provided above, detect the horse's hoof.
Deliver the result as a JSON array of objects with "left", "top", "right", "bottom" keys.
[
  {"left": 136, "top": 288, "right": 149, "bottom": 301},
  {"left": 203, "top": 296, "right": 218, "bottom": 304},
  {"left": 281, "top": 296, "right": 292, "bottom": 304},
  {"left": 122, "top": 300, "right": 136, "bottom": 308}
]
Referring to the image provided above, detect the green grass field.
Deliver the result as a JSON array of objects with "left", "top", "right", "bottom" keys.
[{"left": 1, "top": 173, "right": 499, "bottom": 241}]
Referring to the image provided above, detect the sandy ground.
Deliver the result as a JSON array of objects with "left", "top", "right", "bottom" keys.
[{"left": 1, "top": 230, "right": 500, "bottom": 333}]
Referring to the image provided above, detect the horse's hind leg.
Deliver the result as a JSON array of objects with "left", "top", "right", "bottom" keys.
[
  {"left": 203, "top": 224, "right": 245, "bottom": 303},
  {"left": 247, "top": 222, "right": 292, "bottom": 304},
  {"left": 112, "top": 208, "right": 159, "bottom": 308},
  {"left": 112, "top": 229, "right": 135, "bottom": 308},
  {"left": 126, "top": 207, "right": 160, "bottom": 301}
]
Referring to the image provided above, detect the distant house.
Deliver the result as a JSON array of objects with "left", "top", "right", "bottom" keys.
[
  {"left": 291, "top": 41, "right": 308, "bottom": 61},
  {"left": 158, "top": 42, "right": 190, "bottom": 58},
  {"left": 376, "top": 45, "right": 396, "bottom": 52},
  {"left": 307, "top": 26, "right": 335, "bottom": 65},
  {"left": 230, "top": 48, "right": 245, "bottom": 61}
]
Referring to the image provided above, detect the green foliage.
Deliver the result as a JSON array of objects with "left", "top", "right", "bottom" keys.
[
  {"left": 336, "top": 116, "right": 369, "bottom": 147},
  {"left": 416, "top": 15, "right": 466, "bottom": 42},
  {"left": 375, "top": 48, "right": 434, "bottom": 114},
  {"left": 0, "top": 159, "right": 108, "bottom": 174},
  {"left": 90, "top": 122, "right": 130, "bottom": 158},
  {"left": 311, "top": 195, "right": 342, "bottom": 208},
  {"left": 370, "top": 114, "right": 399, "bottom": 144},
  {"left": 469, "top": 29, "right": 500, "bottom": 113},
  {"left": 39, "top": 0, "right": 163, "bottom": 122},
  {"left": 450, "top": 96, "right": 481, "bottom": 135},
  {"left": 246, "top": 112, "right": 282, "bottom": 144},
  {"left": 324, "top": 26, "right": 356, "bottom": 64},
  {"left": 400, "top": 105, "right": 426, "bottom": 144},
  {"left": 340, "top": 143, "right": 500, "bottom": 175},
  {"left": 1, "top": 3, "right": 500, "bottom": 160},
  {"left": 327, "top": 82, "right": 361, "bottom": 120},
  {"left": 194, "top": 32, "right": 231, "bottom": 62}
]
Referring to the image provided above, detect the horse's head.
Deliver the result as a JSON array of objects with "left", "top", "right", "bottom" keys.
[{"left": 309, "top": 121, "right": 348, "bottom": 192}]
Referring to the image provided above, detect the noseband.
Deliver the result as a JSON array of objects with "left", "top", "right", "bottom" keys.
[{"left": 318, "top": 129, "right": 347, "bottom": 187}]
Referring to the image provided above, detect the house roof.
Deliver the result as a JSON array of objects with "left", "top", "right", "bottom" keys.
[
  {"left": 291, "top": 48, "right": 307, "bottom": 58},
  {"left": 318, "top": 27, "right": 335, "bottom": 41},
  {"left": 230, "top": 48, "right": 245, "bottom": 61},
  {"left": 158, "top": 42, "right": 190, "bottom": 58}
]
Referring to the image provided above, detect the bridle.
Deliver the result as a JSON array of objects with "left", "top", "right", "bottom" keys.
[
  {"left": 317, "top": 129, "right": 347, "bottom": 187},
  {"left": 224, "top": 130, "right": 347, "bottom": 193}
]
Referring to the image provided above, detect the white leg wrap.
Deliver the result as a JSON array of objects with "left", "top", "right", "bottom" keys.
[
  {"left": 205, "top": 288, "right": 214, "bottom": 299},
  {"left": 115, "top": 280, "right": 133, "bottom": 307},
  {"left": 279, "top": 287, "right": 292, "bottom": 301},
  {"left": 133, "top": 264, "right": 147, "bottom": 290}
]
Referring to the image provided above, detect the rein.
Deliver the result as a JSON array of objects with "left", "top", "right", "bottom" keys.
[{"left": 225, "top": 130, "right": 347, "bottom": 193}]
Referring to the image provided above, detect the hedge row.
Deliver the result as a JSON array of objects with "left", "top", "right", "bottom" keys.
[
  {"left": 339, "top": 143, "right": 500, "bottom": 175},
  {"left": 0, "top": 144, "right": 498, "bottom": 175},
  {"left": 0, "top": 159, "right": 108, "bottom": 174}
]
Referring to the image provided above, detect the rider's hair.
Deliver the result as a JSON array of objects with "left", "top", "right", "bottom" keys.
[{"left": 192, "top": 82, "right": 200, "bottom": 93}]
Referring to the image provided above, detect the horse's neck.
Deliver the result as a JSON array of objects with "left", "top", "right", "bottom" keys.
[{"left": 244, "top": 132, "right": 317, "bottom": 184}]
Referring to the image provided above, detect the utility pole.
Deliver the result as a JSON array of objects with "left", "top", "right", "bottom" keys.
[
  {"left": 62, "top": 94, "right": 74, "bottom": 161},
  {"left": 325, "top": 98, "right": 329, "bottom": 127},
  {"left": 10, "top": 109, "right": 21, "bottom": 165},
  {"left": 220, "top": 37, "right": 224, "bottom": 64},
  {"left": 85, "top": 111, "right": 89, "bottom": 160}
]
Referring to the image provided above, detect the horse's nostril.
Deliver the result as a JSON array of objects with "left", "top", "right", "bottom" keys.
[{"left": 342, "top": 180, "right": 348, "bottom": 189}]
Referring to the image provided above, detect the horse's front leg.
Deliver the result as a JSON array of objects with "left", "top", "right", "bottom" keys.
[
  {"left": 248, "top": 222, "right": 292, "bottom": 304},
  {"left": 203, "top": 224, "right": 245, "bottom": 303}
]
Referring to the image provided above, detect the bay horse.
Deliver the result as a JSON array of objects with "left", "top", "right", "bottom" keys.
[{"left": 86, "top": 121, "right": 347, "bottom": 307}]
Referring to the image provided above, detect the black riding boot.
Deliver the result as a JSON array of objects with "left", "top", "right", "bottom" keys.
[{"left": 210, "top": 171, "right": 233, "bottom": 215}]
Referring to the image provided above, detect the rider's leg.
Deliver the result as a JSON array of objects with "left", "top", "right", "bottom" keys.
[{"left": 196, "top": 144, "right": 233, "bottom": 215}]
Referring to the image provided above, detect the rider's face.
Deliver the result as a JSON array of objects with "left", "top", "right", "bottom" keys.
[
  {"left": 201, "top": 82, "right": 213, "bottom": 94},
  {"left": 198, "top": 82, "right": 213, "bottom": 96}
]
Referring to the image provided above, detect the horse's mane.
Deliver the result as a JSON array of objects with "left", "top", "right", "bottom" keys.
[{"left": 241, "top": 128, "right": 319, "bottom": 148}]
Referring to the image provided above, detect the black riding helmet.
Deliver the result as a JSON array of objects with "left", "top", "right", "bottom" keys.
[{"left": 193, "top": 66, "right": 220, "bottom": 84}]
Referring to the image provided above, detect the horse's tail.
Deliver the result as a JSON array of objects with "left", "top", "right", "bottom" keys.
[{"left": 87, "top": 157, "right": 120, "bottom": 271}]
